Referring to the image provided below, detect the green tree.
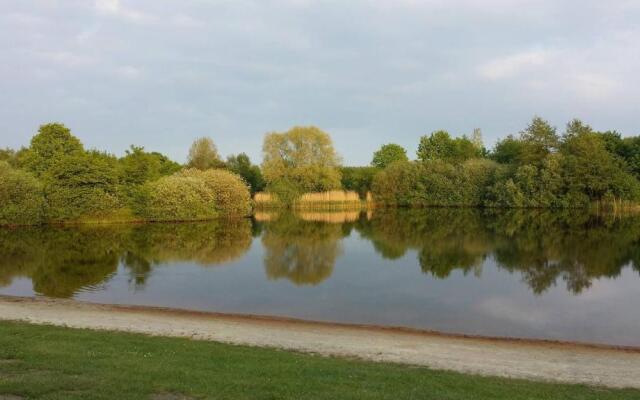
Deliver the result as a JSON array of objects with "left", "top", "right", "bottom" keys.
[
  {"left": 187, "top": 137, "right": 225, "bottom": 170},
  {"left": 118, "top": 146, "right": 180, "bottom": 187},
  {"left": 340, "top": 166, "right": 378, "bottom": 197},
  {"left": 560, "top": 125, "right": 640, "bottom": 202},
  {"left": 491, "top": 135, "right": 525, "bottom": 164},
  {"left": 43, "top": 151, "right": 121, "bottom": 221},
  {"left": 518, "top": 116, "right": 559, "bottom": 165},
  {"left": 371, "top": 143, "right": 408, "bottom": 168},
  {"left": 0, "top": 148, "right": 17, "bottom": 166},
  {"left": 262, "top": 126, "right": 342, "bottom": 197},
  {"left": 417, "top": 130, "right": 481, "bottom": 163},
  {"left": 226, "top": 153, "right": 265, "bottom": 194},
  {"left": 0, "top": 161, "right": 44, "bottom": 225},
  {"left": 20, "top": 123, "right": 84, "bottom": 177}
]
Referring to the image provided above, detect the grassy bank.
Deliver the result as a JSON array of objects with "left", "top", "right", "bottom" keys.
[{"left": 0, "top": 321, "right": 637, "bottom": 399}]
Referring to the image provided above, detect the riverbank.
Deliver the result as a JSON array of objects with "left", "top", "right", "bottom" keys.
[{"left": 0, "top": 296, "right": 639, "bottom": 391}]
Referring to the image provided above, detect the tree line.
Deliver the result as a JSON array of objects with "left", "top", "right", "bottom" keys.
[{"left": 2, "top": 116, "right": 640, "bottom": 225}]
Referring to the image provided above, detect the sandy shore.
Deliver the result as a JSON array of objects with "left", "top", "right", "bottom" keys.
[{"left": 0, "top": 295, "right": 639, "bottom": 389}]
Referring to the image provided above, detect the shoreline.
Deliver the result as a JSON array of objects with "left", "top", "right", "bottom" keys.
[{"left": 1, "top": 295, "right": 639, "bottom": 389}]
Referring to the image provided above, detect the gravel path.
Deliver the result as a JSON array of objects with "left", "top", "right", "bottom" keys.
[{"left": 1, "top": 295, "right": 639, "bottom": 389}]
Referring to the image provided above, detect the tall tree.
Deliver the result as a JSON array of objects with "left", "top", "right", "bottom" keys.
[
  {"left": 518, "top": 116, "right": 559, "bottom": 166},
  {"left": 226, "top": 153, "right": 265, "bottom": 194},
  {"left": 417, "top": 130, "right": 480, "bottom": 163},
  {"left": 262, "top": 126, "right": 342, "bottom": 193},
  {"left": 187, "top": 137, "right": 224, "bottom": 170},
  {"left": 371, "top": 143, "right": 408, "bottom": 168},
  {"left": 20, "top": 123, "right": 84, "bottom": 177}
]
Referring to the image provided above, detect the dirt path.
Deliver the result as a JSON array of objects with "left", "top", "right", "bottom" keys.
[{"left": 0, "top": 295, "right": 639, "bottom": 389}]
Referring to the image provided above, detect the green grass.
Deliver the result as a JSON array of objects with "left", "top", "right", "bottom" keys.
[{"left": 0, "top": 321, "right": 637, "bottom": 400}]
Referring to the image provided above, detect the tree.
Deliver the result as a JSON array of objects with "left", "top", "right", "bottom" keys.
[
  {"left": 262, "top": 126, "right": 342, "bottom": 196},
  {"left": 0, "top": 148, "right": 16, "bottom": 166},
  {"left": 187, "top": 137, "right": 224, "bottom": 170},
  {"left": 371, "top": 143, "right": 408, "bottom": 168},
  {"left": 518, "top": 116, "right": 559, "bottom": 166},
  {"left": 0, "top": 161, "right": 44, "bottom": 225},
  {"left": 20, "top": 123, "right": 84, "bottom": 177},
  {"left": 560, "top": 127, "right": 639, "bottom": 202},
  {"left": 177, "top": 168, "right": 251, "bottom": 216},
  {"left": 226, "top": 153, "right": 265, "bottom": 194},
  {"left": 417, "top": 130, "right": 481, "bottom": 163},
  {"left": 118, "top": 145, "right": 181, "bottom": 187},
  {"left": 340, "top": 166, "right": 378, "bottom": 197},
  {"left": 43, "top": 150, "right": 120, "bottom": 221},
  {"left": 491, "top": 135, "right": 525, "bottom": 164}
]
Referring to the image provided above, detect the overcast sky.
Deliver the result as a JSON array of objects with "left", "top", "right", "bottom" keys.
[{"left": 1, "top": 0, "right": 639, "bottom": 165}]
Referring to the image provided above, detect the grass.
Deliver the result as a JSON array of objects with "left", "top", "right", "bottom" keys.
[{"left": 0, "top": 321, "right": 638, "bottom": 400}]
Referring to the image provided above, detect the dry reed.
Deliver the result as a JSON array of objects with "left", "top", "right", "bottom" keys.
[{"left": 296, "top": 211, "right": 360, "bottom": 223}]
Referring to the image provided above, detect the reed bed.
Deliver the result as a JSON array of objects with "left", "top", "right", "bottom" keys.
[
  {"left": 254, "top": 190, "right": 373, "bottom": 210},
  {"left": 253, "top": 211, "right": 278, "bottom": 222},
  {"left": 296, "top": 211, "right": 360, "bottom": 223}
]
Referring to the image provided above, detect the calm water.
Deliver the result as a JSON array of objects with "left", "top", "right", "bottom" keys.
[{"left": 1, "top": 209, "right": 639, "bottom": 347}]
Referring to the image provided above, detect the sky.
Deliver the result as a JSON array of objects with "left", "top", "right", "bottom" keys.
[{"left": 1, "top": 0, "right": 639, "bottom": 165}]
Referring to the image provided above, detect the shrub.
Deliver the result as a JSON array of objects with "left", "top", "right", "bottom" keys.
[
  {"left": 138, "top": 175, "right": 218, "bottom": 221},
  {"left": 177, "top": 168, "right": 251, "bottom": 216},
  {"left": 43, "top": 152, "right": 120, "bottom": 221},
  {"left": 340, "top": 166, "right": 378, "bottom": 197},
  {"left": 0, "top": 162, "right": 44, "bottom": 225}
]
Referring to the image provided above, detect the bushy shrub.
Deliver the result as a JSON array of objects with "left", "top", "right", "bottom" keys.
[
  {"left": 0, "top": 162, "right": 44, "bottom": 225},
  {"left": 177, "top": 168, "right": 251, "bottom": 216},
  {"left": 43, "top": 152, "right": 120, "bottom": 221},
  {"left": 138, "top": 175, "right": 218, "bottom": 221},
  {"left": 371, "top": 160, "right": 499, "bottom": 207},
  {"left": 340, "top": 166, "right": 378, "bottom": 197}
]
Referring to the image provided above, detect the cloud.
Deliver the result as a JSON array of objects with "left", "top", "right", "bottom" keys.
[
  {"left": 114, "top": 65, "right": 142, "bottom": 80},
  {"left": 94, "top": 0, "right": 155, "bottom": 24},
  {"left": 478, "top": 49, "right": 551, "bottom": 80}
]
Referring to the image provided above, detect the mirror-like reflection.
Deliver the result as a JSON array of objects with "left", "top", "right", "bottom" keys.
[{"left": 1, "top": 209, "right": 639, "bottom": 346}]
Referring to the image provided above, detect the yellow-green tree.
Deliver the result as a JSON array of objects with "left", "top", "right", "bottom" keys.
[
  {"left": 261, "top": 126, "right": 342, "bottom": 198},
  {"left": 187, "top": 137, "right": 225, "bottom": 170}
]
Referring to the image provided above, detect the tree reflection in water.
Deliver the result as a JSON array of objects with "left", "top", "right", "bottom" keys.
[
  {"left": 0, "top": 209, "right": 639, "bottom": 297},
  {"left": 261, "top": 212, "right": 347, "bottom": 285},
  {"left": 0, "top": 219, "right": 252, "bottom": 297},
  {"left": 360, "top": 208, "right": 640, "bottom": 294}
]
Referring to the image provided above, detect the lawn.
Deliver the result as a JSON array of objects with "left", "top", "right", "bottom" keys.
[{"left": 0, "top": 321, "right": 637, "bottom": 400}]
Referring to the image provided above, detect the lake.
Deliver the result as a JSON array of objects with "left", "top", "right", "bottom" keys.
[{"left": 1, "top": 208, "right": 639, "bottom": 347}]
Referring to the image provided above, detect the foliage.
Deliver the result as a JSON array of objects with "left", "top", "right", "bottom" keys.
[
  {"left": 371, "top": 159, "right": 499, "bottom": 207},
  {"left": 118, "top": 145, "right": 181, "bottom": 187},
  {"left": 43, "top": 151, "right": 121, "bottom": 221},
  {"left": 262, "top": 126, "right": 342, "bottom": 195},
  {"left": 340, "top": 166, "right": 379, "bottom": 197},
  {"left": 0, "top": 161, "right": 44, "bottom": 225},
  {"left": 226, "top": 153, "right": 265, "bottom": 194},
  {"left": 187, "top": 137, "right": 225, "bottom": 170},
  {"left": 19, "top": 123, "right": 84, "bottom": 177},
  {"left": 136, "top": 174, "right": 218, "bottom": 221},
  {"left": 177, "top": 168, "right": 251, "bottom": 216},
  {"left": 417, "top": 130, "right": 481, "bottom": 163},
  {"left": 371, "top": 143, "right": 408, "bottom": 168},
  {"left": 0, "top": 148, "right": 17, "bottom": 166}
]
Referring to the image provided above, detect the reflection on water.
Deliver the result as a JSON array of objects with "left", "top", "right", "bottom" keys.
[{"left": 1, "top": 209, "right": 640, "bottom": 345}]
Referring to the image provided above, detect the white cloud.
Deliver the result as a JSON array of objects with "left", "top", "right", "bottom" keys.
[
  {"left": 95, "top": 0, "right": 155, "bottom": 24},
  {"left": 115, "top": 65, "right": 142, "bottom": 79},
  {"left": 478, "top": 49, "right": 551, "bottom": 80}
]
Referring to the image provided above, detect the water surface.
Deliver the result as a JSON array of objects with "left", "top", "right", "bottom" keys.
[{"left": 1, "top": 209, "right": 639, "bottom": 346}]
